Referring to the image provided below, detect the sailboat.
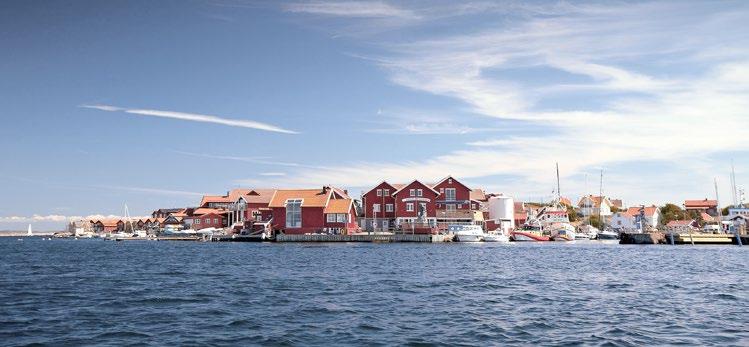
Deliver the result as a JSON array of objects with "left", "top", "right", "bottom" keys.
[
  {"left": 27, "top": 224, "right": 32, "bottom": 237},
  {"left": 547, "top": 163, "right": 576, "bottom": 241}
]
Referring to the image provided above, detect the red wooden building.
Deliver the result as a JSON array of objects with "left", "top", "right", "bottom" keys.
[
  {"left": 269, "top": 186, "right": 359, "bottom": 234},
  {"left": 183, "top": 208, "right": 228, "bottom": 230},
  {"left": 362, "top": 176, "right": 482, "bottom": 233}
]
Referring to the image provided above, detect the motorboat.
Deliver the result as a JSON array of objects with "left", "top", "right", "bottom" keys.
[
  {"left": 550, "top": 223, "right": 576, "bottom": 241},
  {"left": 450, "top": 224, "right": 484, "bottom": 242},
  {"left": 597, "top": 228, "right": 619, "bottom": 240},
  {"left": 483, "top": 232, "right": 510, "bottom": 242},
  {"left": 577, "top": 225, "right": 599, "bottom": 240}
]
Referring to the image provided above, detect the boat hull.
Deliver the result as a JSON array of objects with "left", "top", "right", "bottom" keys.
[
  {"left": 455, "top": 234, "right": 483, "bottom": 242},
  {"left": 483, "top": 234, "right": 510, "bottom": 243},
  {"left": 597, "top": 232, "right": 619, "bottom": 240},
  {"left": 511, "top": 231, "right": 550, "bottom": 242}
]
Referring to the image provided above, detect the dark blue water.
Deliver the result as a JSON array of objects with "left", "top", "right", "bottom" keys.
[{"left": 1, "top": 238, "right": 747, "bottom": 346}]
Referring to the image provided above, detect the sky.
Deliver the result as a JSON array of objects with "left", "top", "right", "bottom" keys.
[{"left": 1, "top": 0, "right": 748, "bottom": 230}]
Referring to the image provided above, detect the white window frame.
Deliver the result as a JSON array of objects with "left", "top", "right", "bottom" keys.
[
  {"left": 336, "top": 214, "right": 346, "bottom": 223},
  {"left": 327, "top": 214, "right": 336, "bottom": 223},
  {"left": 385, "top": 204, "right": 394, "bottom": 212},
  {"left": 406, "top": 203, "right": 414, "bottom": 212},
  {"left": 377, "top": 189, "right": 383, "bottom": 197},
  {"left": 446, "top": 204, "right": 457, "bottom": 212},
  {"left": 448, "top": 178, "right": 453, "bottom": 184},
  {"left": 445, "top": 188, "right": 456, "bottom": 201},
  {"left": 195, "top": 219, "right": 201, "bottom": 225},
  {"left": 383, "top": 189, "right": 389, "bottom": 196},
  {"left": 409, "top": 189, "right": 415, "bottom": 197},
  {"left": 373, "top": 204, "right": 381, "bottom": 213},
  {"left": 417, "top": 189, "right": 423, "bottom": 197},
  {"left": 285, "top": 199, "right": 303, "bottom": 228}
]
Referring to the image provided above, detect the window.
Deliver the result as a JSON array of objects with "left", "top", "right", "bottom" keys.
[
  {"left": 204, "top": 218, "right": 210, "bottom": 224},
  {"left": 457, "top": 204, "right": 463, "bottom": 209},
  {"left": 373, "top": 204, "right": 381, "bottom": 213},
  {"left": 445, "top": 188, "right": 456, "bottom": 201},
  {"left": 382, "top": 220, "right": 388, "bottom": 228},
  {"left": 213, "top": 218, "right": 218, "bottom": 224},
  {"left": 195, "top": 219, "right": 201, "bottom": 225},
  {"left": 383, "top": 189, "right": 389, "bottom": 196},
  {"left": 409, "top": 189, "right": 415, "bottom": 197},
  {"left": 385, "top": 204, "right": 394, "bottom": 212},
  {"left": 446, "top": 204, "right": 457, "bottom": 212},
  {"left": 285, "top": 199, "right": 302, "bottom": 228},
  {"left": 448, "top": 178, "right": 453, "bottom": 184},
  {"left": 336, "top": 214, "right": 346, "bottom": 223},
  {"left": 377, "top": 189, "right": 383, "bottom": 197},
  {"left": 440, "top": 188, "right": 444, "bottom": 193},
  {"left": 417, "top": 189, "right": 423, "bottom": 197},
  {"left": 406, "top": 203, "right": 414, "bottom": 212},
  {"left": 327, "top": 214, "right": 336, "bottom": 223}
]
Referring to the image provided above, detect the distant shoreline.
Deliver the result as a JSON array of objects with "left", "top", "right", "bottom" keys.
[{"left": 0, "top": 232, "right": 58, "bottom": 237}]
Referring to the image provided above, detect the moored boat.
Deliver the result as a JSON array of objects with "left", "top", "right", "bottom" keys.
[
  {"left": 483, "top": 232, "right": 510, "bottom": 243},
  {"left": 597, "top": 228, "right": 619, "bottom": 240},
  {"left": 550, "top": 223, "right": 576, "bottom": 241},
  {"left": 450, "top": 224, "right": 484, "bottom": 242},
  {"left": 510, "top": 230, "right": 550, "bottom": 242}
]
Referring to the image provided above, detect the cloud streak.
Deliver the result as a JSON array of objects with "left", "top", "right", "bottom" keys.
[
  {"left": 284, "top": 1, "right": 418, "bottom": 18},
  {"left": 80, "top": 104, "right": 298, "bottom": 134}
]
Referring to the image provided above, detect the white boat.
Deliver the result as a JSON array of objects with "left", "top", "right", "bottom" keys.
[
  {"left": 450, "top": 224, "right": 484, "bottom": 242},
  {"left": 597, "top": 229, "right": 619, "bottom": 240},
  {"left": 165, "top": 229, "right": 198, "bottom": 236},
  {"left": 27, "top": 224, "right": 32, "bottom": 237},
  {"left": 576, "top": 225, "right": 599, "bottom": 240},
  {"left": 483, "top": 232, "right": 510, "bottom": 243},
  {"left": 550, "top": 223, "right": 576, "bottom": 241}
]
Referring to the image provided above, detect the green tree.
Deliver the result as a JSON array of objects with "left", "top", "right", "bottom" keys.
[
  {"left": 660, "top": 203, "right": 686, "bottom": 226},
  {"left": 566, "top": 205, "right": 579, "bottom": 222},
  {"left": 588, "top": 215, "right": 604, "bottom": 230}
]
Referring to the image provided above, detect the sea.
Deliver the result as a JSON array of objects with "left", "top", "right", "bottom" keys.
[{"left": 1, "top": 237, "right": 747, "bottom": 346}]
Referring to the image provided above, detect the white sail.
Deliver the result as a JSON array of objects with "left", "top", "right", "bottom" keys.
[{"left": 27, "top": 224, "right": 32, "bottom": 236}]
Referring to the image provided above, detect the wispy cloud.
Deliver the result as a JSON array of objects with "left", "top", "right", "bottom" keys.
[
  {"left": 80, "top": 104, "right": 298, "bottom": 134},
  {"left": 277, "top": 1, "right": 749, "bottom": 204},
  {"left": 93, "top": 185, "right": 206, "bottom": 197},
  {"left": 259, "top": 172, "right": 287, "bottom": 176},
  {"left": 171, "top": 150, "right": 323, "bottom": 169},
  {"left": 284, "top": 1, "right": 418, "bottom": 18}
]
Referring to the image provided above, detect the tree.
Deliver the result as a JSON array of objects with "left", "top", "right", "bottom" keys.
[
  {"left": 566, "top": 205, "right": 579, "bottom": 222},
  {"left": 660, "top": 203, "right": 687, "bottom": 226},
  {"left": 588, "top": 215, "right": 604, "bottom": 230}
]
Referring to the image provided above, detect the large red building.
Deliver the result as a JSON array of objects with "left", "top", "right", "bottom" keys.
[
  {"left": 362, "top": 176, "right": 482, "bottom": 233},
  {"left": 269, "top": 186, "right": 359, "bottom": 234}
]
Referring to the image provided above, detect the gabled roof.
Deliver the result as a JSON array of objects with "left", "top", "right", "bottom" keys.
[
  {"left": 432, "top": 175, "right": 472, "bottom": 191},
  {"left": 237, "top": 189, "right": 276, "bottom": 204},
  {"left": 392, "top": 180, "right": 440, "bottom": 196},
  {"left": 269, "top": 188, "right": 334, "bottom": 208},
  {"left": 200, "top": 195, "right": 231, "bottom": 207},
  {"left": 324, "top": 199, "right": 353, "bottom": 214},
  {"left": 578, "top": 195, "right": 612, "bottom": 208},
  {"left": 191, "top": 208, "right": 227, "bottom": 216},
  {"left": 625, "top": 206, "right": 659, "bottom": 217},
  {"left": 469, "top": 189, "right": 487, "bottom": 201},
  {"left": 362, "top": 181, "right": 400, "bottom": 197},
  {"left": 684, "top": 199, "right": 718, "bottom": 208}
]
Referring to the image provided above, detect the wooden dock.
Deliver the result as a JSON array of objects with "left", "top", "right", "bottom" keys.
[
  {"left": 669, "top": 233, "right": 738, "bottom": 245},
  {"left": 275, "top": 233, "right": 450, "bottom": 243}
]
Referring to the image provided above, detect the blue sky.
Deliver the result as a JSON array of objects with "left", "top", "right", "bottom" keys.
[{"left": 1, "top": 0, "right": 748, "bottom": 230}]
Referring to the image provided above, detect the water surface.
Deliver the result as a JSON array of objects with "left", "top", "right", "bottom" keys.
[{"left": 1, "top": 238, "right": 747, "bottom": 346}]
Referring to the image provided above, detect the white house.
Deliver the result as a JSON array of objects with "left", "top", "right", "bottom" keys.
[
  {"left": 578, "top": 195, "right": 614, "bottom": 218},
  {"left": 609, "top": 206, "right": 660, "bottom": 232}
]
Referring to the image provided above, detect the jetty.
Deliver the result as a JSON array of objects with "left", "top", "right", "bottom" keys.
[{"left": 620, "top": 232, "right": 747, "bottom": 245}]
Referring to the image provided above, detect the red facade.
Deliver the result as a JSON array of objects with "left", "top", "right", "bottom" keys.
[
  {"left": 362, "top": 182, "right": 398, "bottom": 221},
  {"left": 269, "top": 187, "right": 359, "bottom": 235},
  {"left": 433, "top": 176, "right": 473, "bottom": 210},
  {"left": 392, "top": 180, "right": 439, "bottom": 219}
]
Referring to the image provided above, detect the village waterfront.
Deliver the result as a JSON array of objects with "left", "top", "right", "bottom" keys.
[{"left": 1, "top": 237, "right": 747, "bottom": 346}]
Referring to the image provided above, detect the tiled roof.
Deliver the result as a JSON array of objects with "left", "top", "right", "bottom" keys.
[
  {"left": 200, "top": 195, "right": 231, "bottom": 206},
  {"left": 269, "top": 188, "right": 333, "bottom": 208},
  {"left": 684, "top": 199, "right": 718, "bottom": 208},
  {"left": 625, "top": 206, "right": 659, "bottom": 217},
  {"left": 469, "top": 189, "right": 487, "bottom": 201},
  {"left": 240, "top": 189, "right": 276, "bottom": 204},
  {"left": 192, "top": 208, "right": 227, "bottom": 216},
  {"left": 324, "top": 199, "right": 353, "bottom": 214}
]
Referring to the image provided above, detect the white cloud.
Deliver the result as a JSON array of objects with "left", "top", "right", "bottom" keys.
[
  {"left": 259, "top": 172, "right": 287, "bottom": 176},
  {"left": 172, "top": 150, "right": 324, "bottom": 169},
  {"left": 270, "top": 1, "right": 749, "bottom": 204},
  {"left": 80, "top": 104, "right": 298, "bottom": 134},
  {"left": 284, "top": 1, "right": 418, "bottom": 18}
]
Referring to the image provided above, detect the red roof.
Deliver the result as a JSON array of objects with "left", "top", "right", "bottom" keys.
[
  {"left": 625, "top": 206, "right": 659, "bottom": 217},
  {"left": 666, "top": 220, "right": 695, "bottom": 227},
  {"left": 684, "top": 199, "right": 717, "bottom": 208}
]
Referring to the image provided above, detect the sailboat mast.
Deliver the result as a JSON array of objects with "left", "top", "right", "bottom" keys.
[
  {"left": 731, "top": 161, "right": 738, "bottom": 208},
  {"left": 556, "top": 162, "right": 561, "bottom": 204},
  {"left": 714, "top": 178, "right": 721, "bottom": 218},
  {"left": 598, "top": 169, "right": 603, "bottom": 227}
]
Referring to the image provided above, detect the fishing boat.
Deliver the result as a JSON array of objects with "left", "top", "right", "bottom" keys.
[{"left": 450, "top": 224, "right": 484, "bottom": 242}]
